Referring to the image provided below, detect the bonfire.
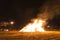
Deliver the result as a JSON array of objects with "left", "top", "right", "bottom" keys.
[{"left": 19, "top": 19, "right": 46, "bottom": 32}]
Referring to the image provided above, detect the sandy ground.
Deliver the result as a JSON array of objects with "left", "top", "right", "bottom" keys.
[{"left": 0, "top": 31, "right": 60, "bottom": 40}]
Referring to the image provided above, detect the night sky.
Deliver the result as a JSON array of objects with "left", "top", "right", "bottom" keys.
[
  {"left": 0, "top": 0, "right": 45, "bottom": 28},
  {"left": 0, "top": 0, "right": 60, "bottom": 30}
]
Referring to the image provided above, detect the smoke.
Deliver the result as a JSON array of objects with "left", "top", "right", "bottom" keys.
[{"left": 37, "top": 0, "right": 60, "bottom": 20}]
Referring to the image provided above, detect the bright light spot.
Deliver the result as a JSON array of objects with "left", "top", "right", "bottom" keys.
[
  {"left": 47, "top": 26, "right": 50, "bottom": 28},
  {"left": 10, "top": 21, "right": 14, "bottom": 24},
  {"left": 4, "top": 29, "right": 9, "bottom": 31},
  {"left": 19, "top": 19, "right": 46, "bottom": 32}
]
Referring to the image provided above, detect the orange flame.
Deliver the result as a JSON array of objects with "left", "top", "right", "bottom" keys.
[{"left": 19, "top": 19, "right": 45, "bottom": 32}]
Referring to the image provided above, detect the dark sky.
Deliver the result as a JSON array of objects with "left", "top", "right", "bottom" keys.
[{"left": 0, "top": 0, "right": 45, "bottom": 27}]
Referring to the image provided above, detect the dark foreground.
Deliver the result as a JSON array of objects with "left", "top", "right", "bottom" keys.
[{"left": 0, "top": 31, "right": 60, "bottom": 40}]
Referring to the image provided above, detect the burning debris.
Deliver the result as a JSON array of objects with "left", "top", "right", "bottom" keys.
[{"left": 19, "top": 19, "right": 46, "bottom": 32}]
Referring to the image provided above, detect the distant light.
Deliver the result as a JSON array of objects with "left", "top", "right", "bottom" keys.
[
  {"left": 47, "top": 26, "right": 50, "bottom": 28},
  {"left": 10, "top": 21, "right": 14, "bottom": 24},
  {"left": 4, "top": 29, "right": 9, "bottom": 31}
]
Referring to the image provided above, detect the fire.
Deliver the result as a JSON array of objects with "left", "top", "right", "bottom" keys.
[{"left": 19, "top": 19, "right": 46, "bottom": 32}]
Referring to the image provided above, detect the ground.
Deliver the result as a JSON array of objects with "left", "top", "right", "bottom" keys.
[{"left": 0, "top": 31, "right": 60, "bottom": 40}]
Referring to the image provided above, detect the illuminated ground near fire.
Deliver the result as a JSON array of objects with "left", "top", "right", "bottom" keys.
[
  {"left": 0, "top": 31, "right": 60, "bottom": 40},
  {"left": 0, "top": 19, "right": 60, "bottom": 40}
]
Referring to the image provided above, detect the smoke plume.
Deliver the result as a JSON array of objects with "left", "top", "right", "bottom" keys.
[{"left": 38, "top": 0, "right": 60, "bottom": 20}]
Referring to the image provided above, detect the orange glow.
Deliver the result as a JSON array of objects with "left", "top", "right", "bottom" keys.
[{"left": 19, "top": 19, "right": 46, "bottom": 32}]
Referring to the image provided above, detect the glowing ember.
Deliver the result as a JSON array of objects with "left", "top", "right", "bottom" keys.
[{"left": 19, "top": 19, "right": 45, "bottom": 32}]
